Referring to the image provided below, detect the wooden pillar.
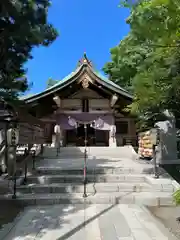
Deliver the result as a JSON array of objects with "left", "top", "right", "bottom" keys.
[{"left": 128, "top": 118, "right": 136, "bottom": 136}]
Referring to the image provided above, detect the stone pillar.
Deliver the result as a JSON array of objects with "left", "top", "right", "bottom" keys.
[
  {"left": 109, "top": 120, "right": 117, "bottom": 147},
  {"left": 155, "top": 110, "right": 178, "bottom": 164}
]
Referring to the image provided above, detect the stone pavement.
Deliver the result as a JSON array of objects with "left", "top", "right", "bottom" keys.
[
  {"left": 0, "top": 146, "right": 179, "bottom": 239},
  {"left": 36, "top": 146, "right": 153, "bottom": 174},
  {"left": 1, "top": 204, "right": 177, "bottom": 240}
]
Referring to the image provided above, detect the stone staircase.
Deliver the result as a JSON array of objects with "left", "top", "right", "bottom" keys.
[
  {"left": 0, "top": 146, "right": 176, "bottom": 206},
  {"left": 43, "top": 146, "right": 137, "bottom": 159}
]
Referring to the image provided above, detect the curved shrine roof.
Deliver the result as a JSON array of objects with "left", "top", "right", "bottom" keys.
[{"left": 22, "top": 53, "right": 132, "bottom": 103}]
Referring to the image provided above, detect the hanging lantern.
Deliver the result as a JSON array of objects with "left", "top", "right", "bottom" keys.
[{"left": 7, "top": 128, "right": 19, "bottom": 146}]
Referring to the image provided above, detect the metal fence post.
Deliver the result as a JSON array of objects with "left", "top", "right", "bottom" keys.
[
  {"left": 83, "top": 124, "right": 87, "bottom": 198},
  {"left": 40, "top": 144, "right": 44, "bottom": 155},
  {"left": 12, "top": 145, "right": 17, "bottom": 199},
  {"left": 23, "top": 148, "right": 28, "bottom": 185},
  {"left": 32, "top": 150, "right": 36, "bottom": 170},
  {"left": 12, "top": 171, "right": 17, "bottom": 199},
  {"left": 153, "top": 144, "right": 159, "bottom": 179},
  {"left": 4, "top": 121, "right": 8, "bottom": 173}
]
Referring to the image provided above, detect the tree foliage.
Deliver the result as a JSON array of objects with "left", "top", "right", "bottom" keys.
[
  {"left": 46, "top": 78, "right": 58, "bottom": 88},
  {"left": 104, "top": 0, "right": 180, "bottom": 131},
  {"left": 0, "top": 0, "right": 58, "bottom": 102}
]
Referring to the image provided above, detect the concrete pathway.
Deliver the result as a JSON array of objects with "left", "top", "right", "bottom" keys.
[{"left": 1, "top": 204, "right": 177, "bottom": 240}]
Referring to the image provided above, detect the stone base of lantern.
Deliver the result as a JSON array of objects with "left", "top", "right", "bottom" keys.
[
  {"left": 51, "top": 134, "right": 56, "bottom": 147},
  {"left": 109, "top": 137, "right": 117, "bottom": 148}
]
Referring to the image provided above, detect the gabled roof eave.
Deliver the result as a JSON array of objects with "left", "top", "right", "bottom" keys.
[
  {"left": 23, "top": 58, "right": 133, "bottom": 103},
  {"left": 89, "top": 69, "right": 133, "bottom": 99},
  {"left": 24, "top": 65, "right": 84, "bottom": 103}
]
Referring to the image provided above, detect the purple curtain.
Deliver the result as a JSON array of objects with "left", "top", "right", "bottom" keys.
[{"left": 56, "top": 113, "right": 113, "bottom": 130}]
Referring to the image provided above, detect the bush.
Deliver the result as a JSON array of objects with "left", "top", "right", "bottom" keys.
[{"left": 173, "top": 189, "right": 180, "bottom": 205}]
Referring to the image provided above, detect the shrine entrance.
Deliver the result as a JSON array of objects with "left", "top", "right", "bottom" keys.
[
  {"left": 61, "top": 113, "right": 112, "bottom": 146},
  {"left": 76, "top": 124, "right": 95, "bottom": 146},
  {"left": 65, "top": 124, "right": 109, "bottom": 146}
]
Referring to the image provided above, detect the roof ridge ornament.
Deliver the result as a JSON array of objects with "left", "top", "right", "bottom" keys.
[
  {"left": 78, "top": 52, "right": 93, "bottom": 67},
  {"left": 78, "top": 73, "right": 93, "bottom": 89},
  {"left": 82, "top": 74, "right": 90, "bottom": 89}
]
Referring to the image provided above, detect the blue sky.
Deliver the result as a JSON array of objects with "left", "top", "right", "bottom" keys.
[{"left": 25, "top": 0, "right": 130, "bottom": 95}]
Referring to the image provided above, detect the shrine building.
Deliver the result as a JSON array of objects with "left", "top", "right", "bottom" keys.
[{"left": 23, "top": 54, "right": 137, "bottom": 147}]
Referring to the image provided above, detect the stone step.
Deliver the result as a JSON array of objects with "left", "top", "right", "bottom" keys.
[
  {"left": 43, "top": 147, "right": 133, "bottom": 157},
  {"left": 43, "top": 147, "right": 127, "bottom": 152},
  {"left": 35, "top": 167, "right": 145, "bottom": 175},
  {"left": 42, "top": 153, "right": 131, "bottom": 159},
  {"left": 56, "top": 152, "right": 132, "bottom": 155},
  {"left": 16, "top": 182, "right": 164, "bottom": 194},
  {"left": 0, "top": 192, "right": 174, "bottom": 206},
  {"left": 44, "top": 146, "right": 131, "bottom": 151},
  {"left": 43, "top": 151, "right": 84, "bottom": 156},
  {"left": 46, "top": 150, "right": 130, "bottom": 154},
  {"left": 26, "top": 174, "right": 145, "bottom": 184}
]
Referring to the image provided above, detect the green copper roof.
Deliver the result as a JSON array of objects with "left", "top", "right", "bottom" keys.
[
  {"left": 22, "top": 54, "right": 132, "bottom": 102},
  {"left": 46, "top": 65, "right": 82, "bottom": 91},
  {"left": 21, "top": 65, "right": 83, "bottom": 101},
  {"left": 19, "top": 93, "right": 35, "bottom": 100},
  {"left": 94, "top": 70, "right": 130, "bottom": 94}
]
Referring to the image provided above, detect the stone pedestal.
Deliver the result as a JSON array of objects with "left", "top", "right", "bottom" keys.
[
  {"left": 51, "top": 134, "right": 63, "bottom": 147},
  {"left": 7, "top": 146, "right": 16, "bottom": 177},
  {"left": 51, "top": 134, "right": 56, "bottom": 147},
  {"left": 109, "top": 137, "right": 117, "bottom": 147},
  {"left": 109, "top": 124, "right": 117, "bottom": 147}
]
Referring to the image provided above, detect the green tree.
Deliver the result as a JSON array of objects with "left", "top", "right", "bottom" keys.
[
  {"left": 0, "top": 0, "right": 58, "bottom": 102},
  {"left": 129, "top": 0, "right": 180, "bottom": 129},
  {"left": 103, "top": 34, "right": 151, "bottom": 93},
  {"left": 46, "top": 78, "right": 59, "bottom": 88},
  {"left": 104, "top": 0, "right": 180, "bottom": 131}
]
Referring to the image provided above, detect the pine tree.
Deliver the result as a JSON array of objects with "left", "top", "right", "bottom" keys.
[{"left": 0, "top": 0, "right": 58, "bottom": 102}]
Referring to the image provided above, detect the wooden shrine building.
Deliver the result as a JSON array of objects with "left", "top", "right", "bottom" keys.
[{"left": 23, "top": 54, "right": 137, "bottom": 147}]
